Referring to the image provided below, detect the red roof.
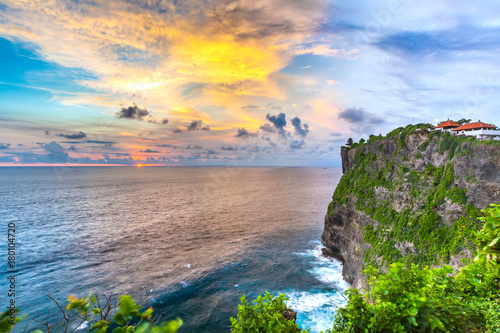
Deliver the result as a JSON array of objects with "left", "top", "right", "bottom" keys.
[
  {"left": 451, "top": 121, "right": 497, "bottom": 131},
  {"left": 434, "top": 120, "right": 460, "bottom": 128}
]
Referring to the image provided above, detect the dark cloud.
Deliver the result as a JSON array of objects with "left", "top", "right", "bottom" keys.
[
  {"left": 235, "top": 128, "right": 258, "bottom": 138},
  {"left": 116, "top": 104, "right": 151, "bottom": 120},
  {"left": 291, "top": 116, "right": 309, "bottom": 137},
  {"left": 69, "top": 146, "right": 77, "bottom": 151},
  {"left": 172, "top": 128, "right": 183, "bottom": 133},
  {"left": 338, "top": 107, "right": 384, "bottom": 124},
  {"left": 56, "top": 131, "right": 87, "bottom": 139},
  {"left": 17, "top": 144, "right": 23, "bottom": 146},
  {"left": 265, "top": 113, "right": 287, "bottom": 136},
  {"left": 259, "top": 123, "right": 276, "bottom": 133},
  {"left": 206, "top": 149, "right": 216, "bottom": 155},
  {"left": 330, "top": 132, "right": 342, "bottom": 136},
  {"left": 45, "top": 130, "right": 50, "bottom": 136},
  {"left": 185, "top": 144, "right": 202, "bottom": 149},
  {"left": 0, "top": 143, "right": 11, "bottom": 149},
  {"left": 186, "top": 120, "right": 210, "bottom": 131},
  {"left": 84, "top": 140, "right": 117, "bottom": 145},
  {"left": 221, "top": 146, "right": 237, "bottom": 151},
  {"left": 156, "top": 144, "right": 176, "bottom": 148},
  {"left": 142, "top": 149, "right": 160, "bottom": 153},
  {"left": 115, "top": 105, "right": 168, "bottom": 125},
  {"left": 86, "top": 146, "right": 123, "bottom": 151},
  {"left": 290, "top": 139, "right": 305, "bottom": 149}
]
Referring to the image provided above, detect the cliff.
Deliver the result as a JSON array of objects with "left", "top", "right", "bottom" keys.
[{"left": 322, "top": 125, "right": 500, "bottom": 289}]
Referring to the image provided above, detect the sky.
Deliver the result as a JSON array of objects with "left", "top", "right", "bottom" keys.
[{"left": 0, "top": 0, "right": 499, "bottom": 166}]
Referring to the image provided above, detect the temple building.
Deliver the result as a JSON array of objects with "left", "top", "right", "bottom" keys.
[
  {"left": 433, "top": 119, "right": 461, "bottom": 132},
  {"left": 451, "top": 121, "right": 500, "bottom": 140}
]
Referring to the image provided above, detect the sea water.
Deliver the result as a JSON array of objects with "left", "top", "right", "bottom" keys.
[{"left": 0, "top": 166, "right": 348, "bottom": 332}]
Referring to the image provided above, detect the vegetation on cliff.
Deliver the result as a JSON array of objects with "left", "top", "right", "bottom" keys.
[
  {"left": 329, "top": 124, "right": 498, "bottom": 269},
  {"left": 327, "top": 203, "right": 500, "bottom": 332},
  {"left": 320, "top": 123, "right": 500, "bottom": 332}
]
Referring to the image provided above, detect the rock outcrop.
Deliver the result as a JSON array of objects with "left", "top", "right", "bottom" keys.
[{"left": 322, "top": 127, "right": 500, "bottom": 289}]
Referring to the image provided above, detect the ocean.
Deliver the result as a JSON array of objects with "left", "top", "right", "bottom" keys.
[{"left": 0, "top": 166, "right": 348, "bottom": 332}]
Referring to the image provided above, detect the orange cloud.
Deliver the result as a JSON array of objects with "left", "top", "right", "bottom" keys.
[{"left": 0, "top": 0, "right": 328, "bottom": 131}]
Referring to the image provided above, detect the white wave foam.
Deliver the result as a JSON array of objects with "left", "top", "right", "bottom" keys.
[
  {"left": 76, "top": 320, "right": 89, "bottom": 330},
  {"left": 294, "top": 241, "right": 349, "bottom": 289},
  {"left": 286, "top": 241, "right": 350, "bottom": 332},
  {"left": 286, "top": 290, "right": 346, "bottom": 333}
]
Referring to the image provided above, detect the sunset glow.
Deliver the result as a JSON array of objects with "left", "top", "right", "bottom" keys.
[{"left": 1, "top": 0, "right": 499, "bottom": 166}]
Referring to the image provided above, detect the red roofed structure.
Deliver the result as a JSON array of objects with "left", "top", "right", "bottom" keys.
[
  {"left": 435, "top": 119, "right": 461, "bottom": 128},
  {"left": 451, "top": 120, "right": 500, "bottom": 141},
  {"left": 451, "top": 121, "right": 496, "bottom": 131},
  {"left": 433, "top": 119, "right": 461, "bottom": 132}
]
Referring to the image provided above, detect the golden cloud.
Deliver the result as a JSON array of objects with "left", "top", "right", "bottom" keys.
[{"left": 0, "top": 0, "right": 328, "bottom": 128}]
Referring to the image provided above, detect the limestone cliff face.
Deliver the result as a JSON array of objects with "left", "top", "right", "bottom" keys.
[{"left": 322, "top": 128, "right": 500, "bottom": 289}]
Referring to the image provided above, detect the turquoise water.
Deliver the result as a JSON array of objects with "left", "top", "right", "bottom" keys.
[{"left": 0, "top": 166, "right": 347, "bottom": 332}]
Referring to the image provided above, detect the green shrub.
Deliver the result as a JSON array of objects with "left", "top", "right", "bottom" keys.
[
  {"left": 0, "top": 309, "right": 22, "bottom": 332},
  {"left": 329, "top": 203, "right": 500, "bottom": 333},
  {"left": 425, "top": 163, "right": 436, "bottom": 176},
  {"left": 447, "top": 187, "right": 467, "bottom": 205},
  {"left": 476, "top": 203, "right": 500, "bottom": 271},
  {"left": 367, "top": 134, "right": 383, "bottom": 145},
  {"left": 1, "top": 294, "right": 182, "bottom": 333},
  {"left": 230, "top": 292, "right": 307, "bottom": 333},
  {"left": 330, "top": 264, "right": 485, "bottom": 333},
  {"left": 418, "top": 139, "right": 430, "bottom": 152}
]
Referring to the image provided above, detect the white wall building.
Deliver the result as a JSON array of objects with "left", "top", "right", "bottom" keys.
[{"left": 451, "top": 121, "right": 500, "bottom": 141}]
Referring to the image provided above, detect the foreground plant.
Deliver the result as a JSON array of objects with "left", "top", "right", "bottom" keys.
[
  {"left": 230, "top": 291, "right": 307, "bottom": 332},
  {"left": 0, "top": 294, "right": 181, "bottom": 333},
  {"left": 328, "top": 202, "right": 500, "bottom": 333}
]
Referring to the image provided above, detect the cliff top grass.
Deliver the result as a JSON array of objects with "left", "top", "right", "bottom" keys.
[{"left": 344, "top": 122, "right": 500, "bottom": 152}]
